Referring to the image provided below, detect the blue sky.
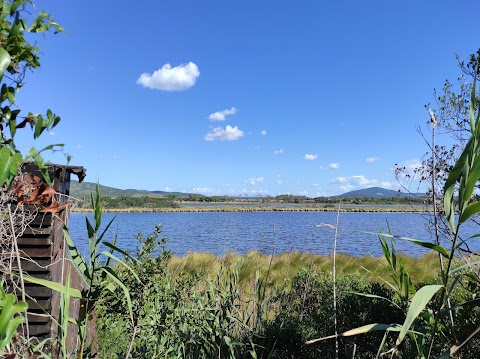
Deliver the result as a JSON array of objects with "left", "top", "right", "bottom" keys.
[{"left": 15, "top": 0, "right": 479, "bottom": 196}]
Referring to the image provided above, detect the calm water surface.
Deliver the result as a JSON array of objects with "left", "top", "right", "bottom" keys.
[{"left": 67, "top": 211, "right": 479, "bottom": 258}]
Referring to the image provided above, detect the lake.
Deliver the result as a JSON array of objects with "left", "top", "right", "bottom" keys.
[{"left": 66, "top": 211, "right": 480, "bottom": 258}]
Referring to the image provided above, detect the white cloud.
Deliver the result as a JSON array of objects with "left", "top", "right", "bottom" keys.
[
  {"left": 246, "top": 177, "right": 264, "bottom": 185},
  {"left": 137, "top": 62, "right": 200, "bottom": 91},
  {"left": 208, "top": 107, "right": 238, "bottom": 121},
  {"left": 204, "top": 125, "right": 244, "bottom": 141},
  {"left": 330, "top": 176, "right": 348, "bottom": 184},
  {"left": 273, "top": 149, "right": 284, "bottom": 155},
  {"left": 329, "top": 163, "right": 340, "bottom": 169},
  {"left": 164, "top": 186, "right": 173, "bottom": 191},
  {"left": 192, "top": 187, "right": 215, "bottom": 194},
  {"left": 260, "top": 130, "right": 267, "bottom": 136},
  {"left": 366, "top": 157, "right": 380, "bottom": 163},
  {"left": 299, "top": 190, "right": 309, "bottom": 196},
  {"left": 276, "top": 175, "right": 283, "bottom": 184},
  {"left": 329, "top": 175, "right": 397, "bottom": 192},
  {"left": 305, "top": 154, "right": 318, "bottom": 160}
]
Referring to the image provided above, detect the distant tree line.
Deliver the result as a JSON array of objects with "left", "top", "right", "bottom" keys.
[
  {"left": 78, "top": 196, "right": 179, "bottom": 209},
  {"left": 314, "top": 196, "right": 427, "bottom": 205},
  {"left": 179, "top": 194, "right": 426, "bottom": 205}
]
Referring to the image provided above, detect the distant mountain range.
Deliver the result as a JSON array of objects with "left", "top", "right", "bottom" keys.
[
  {"left": 334, "top": 187, "right": 425, "bottom": 199},
  {"left": 70, "top": 182, "right": 424, "bottom": 200},
  {"left": 69, "top": 181, "right": 193, "bottom": 198}
]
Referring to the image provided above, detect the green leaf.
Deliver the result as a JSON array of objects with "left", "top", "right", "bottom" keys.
[
  {"left": 0, "top": 316, "right": 25, "bottom": 350},
  {"left": 0, "top": 147, "right": 22, "bottom": 186},
  {"left": 462, "top": 155, "right": 480, "bottom": 205},
  {"left": 64, "top": 228, "right": 90, "bottom": 280},
  {"left": 396, "top": 284, "right": 443, "bottom": 346},
  {"left": 7, "top": 86, "right": 15, "bottom": 104},
  {"left": 95, "top": 216, "right": 116, "bottom": 247},
  {"left": 10, "top": 13, "right": 26, "bottom": 37},
  {"left": 0, "top": 3, "right": 11, "bottom": 23},
  {"left": 470, "top": 62, "right": 479, "bottom": 133},
  {"left": 348, "top": 291, "right": 401, "bottom": 310},
  {"left": 22, "top": 275, "right": 82, "bottom": 298},
  {"left": 365, "top": 231, "right": 449, "bottom": 258},
  {"left": 10, "top": 1, "right": 22, "bottom": 15},
  {"left": 102, "top": 241, "right": 139, "bottom": 263},
  {"left": 450, "top": 260, "right": 480, "bottom": 275},
  {"left": 94, "top": 184, "right": 102, "bottom": 231},
  {"left": 34, "top": 115, "right": 44, "bottom": 138},
  {"left": 100, "top": 251, "right": 141, "bottom": 283},
  {"left": 459, "top": 201, "right": 480, "bottom": 225},
  {"left": 85, "top": 217, "right": 95, "bottom": 239},
  {"left": 0, "top": 293, "right": 27, "bottom": 351},
  {"left": 443, "top": 138, "right": 473, "bottom": 232},
  {"left": 0, "top": 48, "right": 11, "bottom": 81},
  {"left": 100, "top": 267, "right": 134, "bottom": 323}
]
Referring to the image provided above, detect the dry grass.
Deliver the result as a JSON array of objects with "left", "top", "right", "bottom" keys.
[{"left": 167, "top": 251, "right": 441, "bottom": 290}]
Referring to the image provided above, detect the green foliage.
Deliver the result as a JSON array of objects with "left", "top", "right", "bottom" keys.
[
  {"left": 99, "top": 226, "right": 251, "bottom": 358},
  {"left": 0, "top": 282, "right": 27, "bottom": 352},
  {"left": 0, "top": 0, "right": 65, "bottom": 187},
  {"left": 68, "top": 185, "right": 139, "bottom": 355},
  {"left": 99, "top": 196, "right": 178, "bottom": 209},
  {"left": 260, "top": 270, "right": 402, "bottom": 359}
]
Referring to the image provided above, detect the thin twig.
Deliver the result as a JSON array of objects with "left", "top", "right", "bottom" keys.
[{"left": 125, "top": 325, "right": 138, "bottom": 359}]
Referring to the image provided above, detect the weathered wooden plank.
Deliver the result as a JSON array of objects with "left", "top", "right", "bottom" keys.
[
  {"left": 15, "top": 259, "right": 51, "bottom": 272},
  {"left": 9, "top": 286, "right": 52, "bottom": 299},
  {"left": 28, "top": 323, "right": 51, "bottom": 337},
  {"left": 17, "top": 247, "right": 52, "bottom": 258},
  {"left": 27, "top": 312, "right": 51, "bottom": 323},
  {"left": 23, "top": 227, "right": 52, "bottom": 235},
  {"left": 26, "top": 298, "right": 51, "bottom": 311},
  {"left": 18, "top": 286, "right": 52, "bottom": 298},
  {"left": 16, "top": 237, "right": 52, "bottom": 246},
  {"left": 27, "top": 213, "right": 53, "bottom": 227}
]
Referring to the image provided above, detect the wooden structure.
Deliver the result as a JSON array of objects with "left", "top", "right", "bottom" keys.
[{"left": 7, "top": 163, "right": 95, "bottom": 356}]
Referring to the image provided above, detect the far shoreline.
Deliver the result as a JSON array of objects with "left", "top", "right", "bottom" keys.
[{"left": 70, "top": 205, "right": 431, "bottom": 214}]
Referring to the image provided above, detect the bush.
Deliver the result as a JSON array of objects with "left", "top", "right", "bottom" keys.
[{"left": 255, "top": 269, "right": 402, "bottom": 358}]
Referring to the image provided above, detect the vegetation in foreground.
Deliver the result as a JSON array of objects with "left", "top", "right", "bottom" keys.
[
  {"left": 95, "top": 227, "right": 479, "bottom": 358},
  {"left": 1, "top": 1, "right": 480, "bottom": 357}
]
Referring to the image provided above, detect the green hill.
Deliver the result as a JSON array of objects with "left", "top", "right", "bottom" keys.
[
  {"left": 69, "top": 181, "right": 191, "bottom": 199},
  {"left": 336, "top": 187, "right": 425, "bottom": 198}
]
